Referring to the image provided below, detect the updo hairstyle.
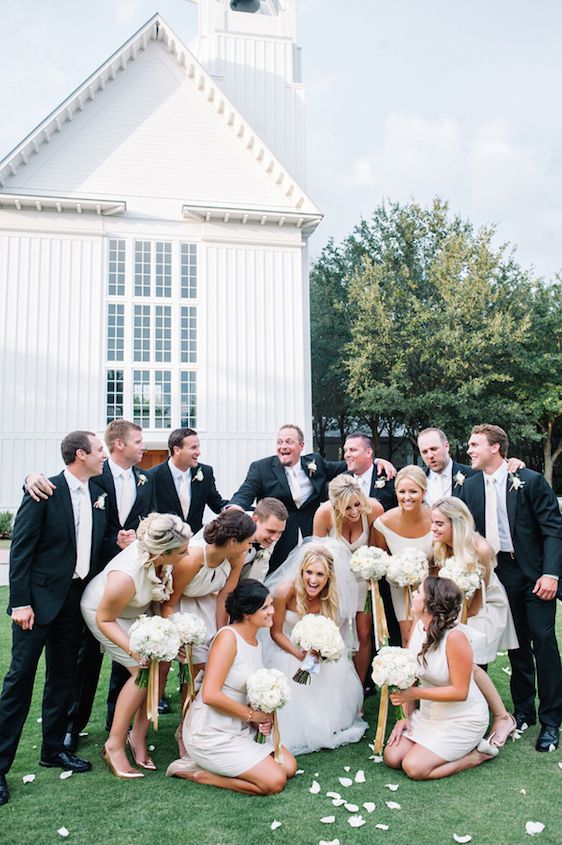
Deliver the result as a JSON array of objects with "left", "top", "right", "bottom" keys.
[
  {"left": 225, "top": 579, "right": 270, "bottom": 622},
  {"left": 137, "top": 513, "right": 191, "bottom": 559},
  {"left": 203, "top": 510, "right": 256, "bottom": 546},
  {"left": 419, "top": 575, "right": 462, "bottom": 666}
]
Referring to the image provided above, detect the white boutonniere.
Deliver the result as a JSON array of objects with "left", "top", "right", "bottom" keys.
[
  {"left": 254, "top": 548, "right": 271, "bottom": 563},
  {"left": 453, "top": 471, "right": 466, "bottom": 487},
  {"left": 509, "top": 472, "right": 525, "bottom": 492},
  {"left": 375, "top": 476, "right": 387, "bottom": 489},
  {"left": 93, "top": 493, "right": 107, "bottom": 510},
  {"left": 137, "top": 474, "right": 147, "bottom": 487},
  {"left": 307, "top": 460, "right": 317, "bottom": 476},
  {"left": 193, "top": 467, "right": 204, "bottom": 482}
]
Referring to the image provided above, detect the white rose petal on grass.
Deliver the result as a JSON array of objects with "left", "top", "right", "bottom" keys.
[
  {"left": 343, "top": 765, "right": 351, "bottom": 772},
  {"left": 309, "top": 780, "right": 321, "bottom": 794},
  {"left": 502, "top": 666, "right": 512, "bottom": 676},
  {"left": 22, "top": 774, "right": 36, "bottom": 784},
  {"left": 319, "top": 840, "right": 340, "bottom": 845},
  {"left": 348, "top": 816, "right": 366, "bottom": 828},
  {"left": 344, "top": 803, "right": 359, "bottom": 812},
  {"left": 314, "top": 771, "right": 319, "bottom": 777},
  {"left": 385, "top": 783, "right": 399, "bottom": 791},
  {"left": 320, "top": 817, "right": 336, "bottom": 824},
  {"left": 332, "top": 798, "right": 346, "bottom": 807},
  {"left": 338, "top": 776, "right": 353, "bottom": 787},
  {"left": 36, "top": 718, "right": 42, "bottom": 723},
  {"left": 369, "top": 755, "right": 384, "bottom": 763},
  {"left": 376, "top": 825, "right": 389, "bottom": 831},
  {"left": 270, "top": 820, "right": 282, "bottom": 831},
  {"left": 57, "top": 829, "right": 70, "bottom": 839},
  {"left": 496, "top": 651, "right": 507, "bottom": 656},
  {"left": 363, "top": 802, "right": 376, "bottom": 813},
  {"left": 326, "top": 791, "right": 341, "bottom": 799},
  {"left": 520, "top": 789, "right": 527, "bottom": 795},
  {"left": 354, "top": 769, "right": 366, "bottom": 783},
  {"left": 386, "top": 801, "right": 401, "bottom": 810},
  {"left": 548, "top": 744, "right": 556, "bottom": 752},
  {"left": 148, "top": 745, "right": 155, "bottom": 752},
  {"left": 295, "top": 769, "right": 305, "bottom": 776},
  {"left": 78, "top": 732, "right": 88, "bottom": 738},
  {"left": 453, "top": 836, "right": 472, "bottom": 844},
  {"left": 525, "top": 822, "right": 545, "bottom": 836},
  {"left": 59, "top": 771, "right": 73, "bottom": 780},
  {"left": 558, "top": 762, "right": 562, "bottom": 770}
]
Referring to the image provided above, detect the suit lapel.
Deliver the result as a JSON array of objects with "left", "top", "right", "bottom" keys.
[
  {"left": 506, "top": 473, "right": 518, "bottom": 538},
  {"left": 473, "top": 473, "right": 486, "bottom": 534},
  {"left": 272, "top": 457, "right": 292, "bottom": 498},
  {"left": 189, "top": 465, "right": 204, "bottom": 514},
  {"left": 301, "top": 456, "right": 322, "bottom": 496},
  {"left": 57, "top": 473, "right": 77, "bottom": 552},
  {"left": 103, "top": 461, "right": 119, "bottom": 520}
]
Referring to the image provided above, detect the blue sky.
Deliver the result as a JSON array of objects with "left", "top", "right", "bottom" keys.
[{"left": 2, "top": 0, "right": 561, "bottom": 278}]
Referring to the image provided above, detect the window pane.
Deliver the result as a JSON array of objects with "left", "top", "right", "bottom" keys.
[
  {"left": 108, "top": 239, "right": 125, "bottom": 295},
  {"left": 107, "top": 303, "right": 125, "bottom": 361},
  {"left": 180, "top": 243, "right": 197, "bottom": 298},
  {"left": 133, "top": 305, "right": 151, "bottom": 362},
  {"left": 155, "top": 305, "right": 172, "bottom": 362},
  {"left": 133, "top": 370, "right": 150, "bottom": 427},
  {"left": 134, "top": 241, "right": 151, "bottom": 296},
  {"left": 180, "top": 306, "right": 197, "bottom": 363},
  {"left": 180, "top": 371, "right": 197, "bottom": 428},
  {"left": 154, "top": 370, "right": 171, "bottom": 429},
  {"left": 106, "top": 370, "right": 124, "bottom": 422},
  {"left": 155, "top": 241, "right": 172, "bottom": 298}
]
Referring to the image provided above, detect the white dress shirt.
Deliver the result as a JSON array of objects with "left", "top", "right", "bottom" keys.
[
  {"left": 64, "top": 468, "right": 94, "bottom": 578},
  {"left": 355, "top": 465, "right": 374, "bottom": 498},
  {"left": 108, "top": 456, "right": 137, "bottom": 524},
  {"left": 485, "top": 462, "right": 514, "bottom": 553},
  {"left": 168, "top": 458, "right": 191, "bottom": 517},
  {"left": 426, "top": 458, "right": 453, "bottom": 506},
  {"left": 285, "top": 461, "right": 313, "bottom": 508}
]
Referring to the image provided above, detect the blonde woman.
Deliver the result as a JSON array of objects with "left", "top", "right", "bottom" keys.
[
  {"left": 261, "top": 544, "right": 367, "bottom": 755},
  {"left": 81, "top": 513, "right": 191, "bottom": 778},
  {"left": 431, "top": 497, "right": 518, "bottom": 748},
  {"left": 373, "top": 465, "right": 433, "bottom": 645},
  {"left": 314, "top": 474, "right": 384, "bottom": 684}
]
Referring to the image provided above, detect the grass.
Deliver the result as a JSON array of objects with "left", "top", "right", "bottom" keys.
[{"left": 0, "top": 586, "right": 560, "bottom": 845}]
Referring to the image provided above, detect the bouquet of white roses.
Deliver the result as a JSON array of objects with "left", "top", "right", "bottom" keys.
[
  {"left": 169, "top": 612, "right": 208, "bottom": 686},
  {"left": 128, "top": 614, "right": 181, "bottom": 728},
  {"left": 246, "top": 668, "right": 290, "bottom": 753},
  {"left": 350, "top": 545, "right": 389, "bottom": 582},
  {"left": 386, "top": 548, "right": 429, "bottom": 620},
  {"left": 371, "top": 645, "right": 419, "bottom": 753},
  {"left": 290, "top": 613, "right": 345, "bottom": 684}
]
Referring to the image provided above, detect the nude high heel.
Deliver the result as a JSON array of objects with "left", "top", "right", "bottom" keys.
[{"left": 102, "top": 747, "right": 144, "bottom": 779}]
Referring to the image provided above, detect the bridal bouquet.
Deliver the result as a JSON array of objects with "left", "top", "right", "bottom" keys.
[
  {"left": 246, "top": 668, "right": 290, "bottom": 756},
  {"left": 129, "top": 614, "right": 181, "bottom": 729},
  {"left": 350, "top": 545, "right": 389, "bottom": 582},
  {"left": 385, "top": 548, "right": 429, "bottom": 620},
  {"left": 290, "top": 614, "right": 345, "bottom": 684},
  {"left": 169, "top": 612, "right": 208, "bottom": 687},
  {"left": 371, "top": 645, "right": 419, "bottom": 753}
]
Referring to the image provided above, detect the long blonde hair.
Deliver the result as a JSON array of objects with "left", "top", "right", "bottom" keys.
[
  {"left": 431, "top": 497, "right": 485, "bottom": 575},
  {"left": 328, "top": 475, "right": 369, "bottom": 537},
  {"left": 294, "top": 544, "right": 339, "bottom": 623}
]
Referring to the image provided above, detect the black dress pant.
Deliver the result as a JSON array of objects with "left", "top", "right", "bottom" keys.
[
  {"left": 496, "top": 552, "right": 562, "bottom": 728},
  {"left": 0, "top": 582, "right": 84, "bottom": 773}
]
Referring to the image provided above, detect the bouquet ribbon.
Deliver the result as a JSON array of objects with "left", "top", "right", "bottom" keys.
[
  {"left": 272, "top": 711, "right": 282, "bottom": 763},
  {"left": 370, "top": 580, "right": 389, "bottom": 651},
  {"left": 180, "top": 645, "right": 195, "bottom": 718},
  {"left": 146, "top": 659, "right": 160, "bottom": 731},
  {"left": 460, "top": 596, "right": 468, "bottom": 625},
  {"left": 374, "top": 683, "right": 389, "bottom": 754}
]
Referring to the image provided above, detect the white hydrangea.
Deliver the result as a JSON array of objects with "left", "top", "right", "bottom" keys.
[
  {"left": 371, "top": 646, "right": 419, "bottom": 690},
  {"left": 291, "top": 613, "right": 345, "bottom": 662},
  {"left": 438, "top": 557, "right": 482, "bottom": 598},
  {"left": 385, "top": 547, "right": 429, "bottom": 588},
  {"left": 350, "top": 545, "right": 389, "bottom": 581},
  {"left": 169, "top": 612, "right": 208, "bottom": 647},
  {"left": 246, "top": 668, "right": 291, "bottom": 713},
  {"left": 129, "top": 614, "right": 181, "bottom": 663}
]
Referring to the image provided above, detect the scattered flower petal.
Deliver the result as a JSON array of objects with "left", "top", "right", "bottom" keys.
[
  {"left": 343, "top": 765, "right": 350, "bottom": 772},
  {"left": 295, "top": 769, "right": 304, "bottom": 775},
  {"left": 270, "top": 820, "right": 282, "bottom": 831},
  {"left": 319, "top": 840, "right": 340, "bottom": 845},
  {"left": 376, "top": 825, "right": 389, "bottom": 831},
  {"left": 344, "top": 803, "right": 359, "bottom": 812},
  {"left": 502, "top": 667, "right": 512, "bottom": 676},
  {"left": 354, "top": 769, "right": 366, "bottom": 783},
  {"left": 513, "top": 730, "right": 523, "bottom": 740},
  {"left": 496, "top": 651, "right": 507, "bottom": 656},
  {"left": 332, "top": 798, "right": 346, "bottom": 807},
  {"left": 57, "top": 829, "right": 69, "bottom": 838},
  {"left": 385, "top": 783, "right": 399, "bottom": 791},
  {"left": 548, "top": 744, "right": 556, "bottom": 752},
  {"left": 525, "top": 822, "right": 545, "bottom": 836},
  {"left": 453, "top": 836, "right": 472, "bottom": 844},
  {"left": 386, "top": 801, "right": 401, "bottom": 810},
  {"left": 520, "top": 789, "right": 527, "bottom": 795},
  {"left": 363, "top": 802, "right": 376, "bottom": 813},
  {"left": 148, "top": 745, "right": 155, "bottom": 752},
  {"left": 22, "top": 774, "right": 36, "bottom": 784},
  {"left": 32, "top": 745, "right": 37, "bottom": 749},
  {"left": 348, "top": 815, "right": 366, "bottom": 828},
  {"left": 369, "top": 755, "right": 384, "bottom": 763},
  {"left": 78, "top": 732, "right": 88, "bottom": 738},
  {"left": 309, "top": 780, "right": 321, "bottom": 794},
  {"left": 314, "top": 772, "right": 319, "bottom": 777},
  {"left": 320, "top": 817, "right": 336, "bottom": 824},
  {"left": 36, "top": 718, "right": 42, "bottom": 723},
  {"left": 326, "top": 791, "right": 341, "bottom": 799},
  {"left": 60, "top": 771, "right": 73, "bottom": 780},
  {"left": 338, "top": 776, "right": 353, "bottom": 787},
  {"left": 519, "top": 721, "right": 529, "bottom": 731},
  {"left": 558, "top": 762, "right": 562, "bottom": 770}
]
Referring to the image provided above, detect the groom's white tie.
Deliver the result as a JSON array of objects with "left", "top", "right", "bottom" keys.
[
  {"left": 178, "top": 473, "right": 190, "bottom": 520},
  {"left": 118, "top": 470, "right": 133, "bottom": 526},
  {"left": 288, "top": 466, "right": 302, "bottom": 509},
  {"left": 485, "top": 477, "right": 501, "bottom": 554},
  {"left": 75, "top": 483, "right": 92, "bottom": 580}
]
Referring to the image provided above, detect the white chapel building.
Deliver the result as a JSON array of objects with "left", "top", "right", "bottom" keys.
[{"left": 0, "top": 0, "right": 321, "bottom": 510}]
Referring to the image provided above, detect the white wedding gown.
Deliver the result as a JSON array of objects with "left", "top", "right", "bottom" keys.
[{"left": 261, "top": 610, "right": 367, "bottom": 756}]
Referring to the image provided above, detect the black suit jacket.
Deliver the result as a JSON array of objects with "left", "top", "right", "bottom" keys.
[
  {"left": 458, "top": 468, "right": 562, "bottom": 588},
  {"left": 96, "top": 461, "right": 154, "bottom": 564},
  {"left": 230, "top": 453, "right": 347, "bottom": 570},
  {"left": 149, "top": 460, "right": 226, "bottom": 535},
  {"left": 8, "top": 472, "right": 107, "bottom": 625},
  {"left": 424, "top": 460, "right": 478, "bottom": 499}
]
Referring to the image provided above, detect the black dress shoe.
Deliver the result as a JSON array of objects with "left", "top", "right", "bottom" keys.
[
  {"left": 63, "top": 732, "right": 78, "bottom": 754},
  {"left": 158, "top": 697, "right": 171, "bottom": 715},
  {"left": 535, "top": 725, "right": 559, "bottom": 752},
  {"left": 0, "top": 774, "right": 9, "bottom": 806},
  {"left": 40, "top": 751, "right": 92, "bottom": 772},
  {"left": 514, "top": 711, "right": 536, "bottom": 730}
]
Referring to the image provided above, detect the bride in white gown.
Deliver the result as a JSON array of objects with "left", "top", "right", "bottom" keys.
[{"left": 261, "top": 541, "right": 367, "bottom": 756}]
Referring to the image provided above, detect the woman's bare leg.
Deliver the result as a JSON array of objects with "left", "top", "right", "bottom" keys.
[
  {"left": 402, "top": 744, "right": 494, "bottom": 780},
  {"left": 472, "top": 665, "right": 516, "bottom": 745},
  {"left": 384, "top": 734, "right": 415, "bottom": 769},
  {"left": 105, "top": 667, "right": 147, "bottom": 774},
  {"left": 173, "top": 754, "right": 289, "bottom": 795},
  {"left": 399, "top": 620, "right": 412, "bottom": 647}
]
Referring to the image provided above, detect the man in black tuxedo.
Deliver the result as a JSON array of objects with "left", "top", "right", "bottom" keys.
[
  {"left": 0, "top": 431, "right": 106, "bottom": 806},
  {"left": 459, "top": 424, "right": 562, "bottom": 752},
  {"left": 417, "top": 427, "right": 477, "bottom": 505},
  {"left": 149, "top": 428, "right": 227, "bottom": 534},
  {"left": 240, "top": 498, "right": 288, "bottom": 582}
]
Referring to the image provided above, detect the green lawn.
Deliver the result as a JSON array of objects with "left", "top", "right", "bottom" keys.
[{"left": 0, "top": 586, "right": 560, "bottom": 845}]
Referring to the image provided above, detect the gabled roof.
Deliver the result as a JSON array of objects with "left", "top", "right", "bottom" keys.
[{"left": 0, "top": 14, "right": 321, "bottom": 220}]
